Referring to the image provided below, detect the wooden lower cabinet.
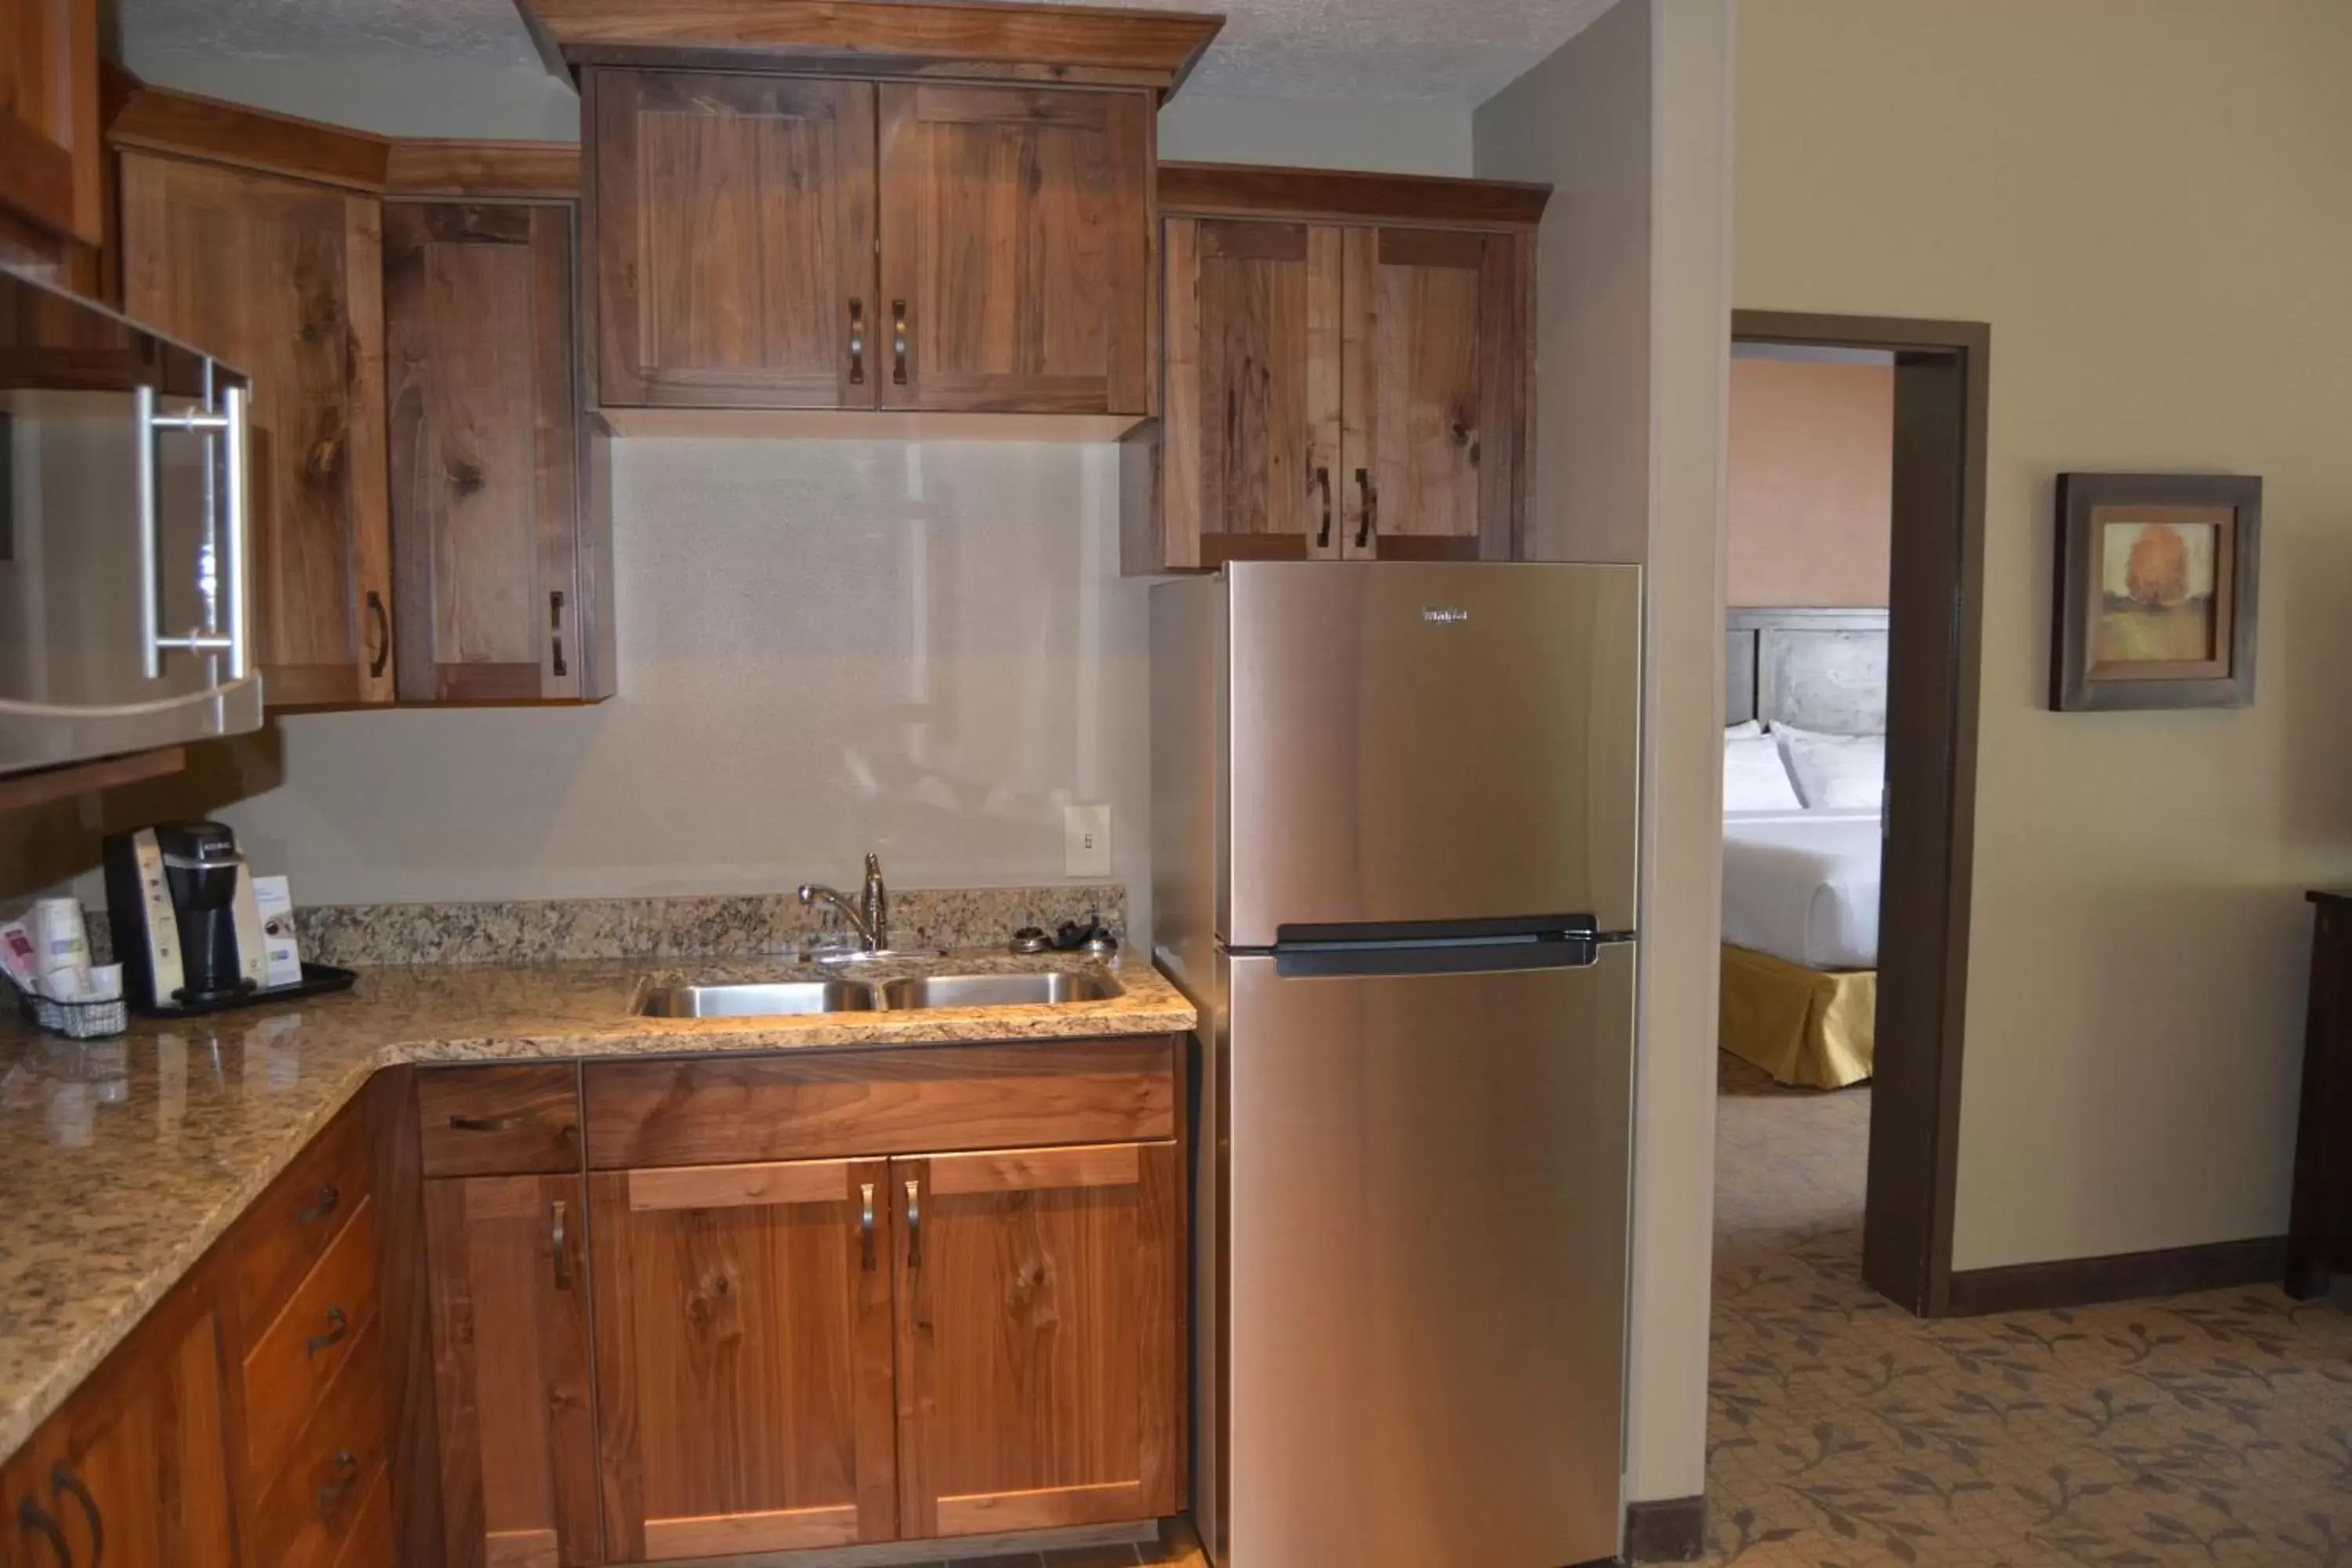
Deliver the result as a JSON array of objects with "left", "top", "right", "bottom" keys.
[
  {"left": 590, "top": 1157, "right": 898, "bottom": 1560},
  {"left": 896, "top": 1142, "right": 1184, "bottom": 1538},
  {"left": 423, "top": 1172, "right": 602, "bottom": 1568},
  {"left": 1, "top": 1269, "right": 236, "bottom": 1568}
]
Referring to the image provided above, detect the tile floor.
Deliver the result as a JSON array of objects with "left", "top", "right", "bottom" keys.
[{"left": 1706, "top": 1053, "right": 2352, "bottom": 1565}]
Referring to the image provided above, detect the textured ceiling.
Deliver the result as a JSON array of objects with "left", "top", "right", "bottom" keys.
[{"left": 119, "top": 0, "right": 1621, "bottom": 107}]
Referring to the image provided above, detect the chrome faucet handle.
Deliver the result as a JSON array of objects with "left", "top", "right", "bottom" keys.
[{"left": 861, "top": 853, "right": 889, "bottom": 953}]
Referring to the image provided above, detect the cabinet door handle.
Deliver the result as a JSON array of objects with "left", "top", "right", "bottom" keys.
[
  {"left": 1315, "top": 466, "right": 1332, "bottom": 551},
  {"left": 551, "top": 1198, "right": 572, "bottom": 1290},
  {"left": 49, "top": 1466, "right": 98, "bottom": 1568},
  {"left": 858, "top": 1181, "right": 877, "bottom": 1271},
  {"left": 848, "top": 299, "right": 866, "bottom": 385},
  {"left": 904, "top": 1177, "right": 922, "bottom": 1270},
  {"left": 549, "top": 590, "right": 568, "bottom": 679},
  {"left": 448, "top": 1114, "right": 518, "bottom": 1134},
  {"left": 365, "top": 590, "right": 390, "bottom": 678},
  {"left": 17, "top": 1497, "right": 71, "bottom": 1566},
  {"left": 1355, "top": 468, "right": 1376, "bottom": 551},
  {"left": 306, "top": 1305, "right": 349, "bottom": 1356},
  {"left": 314, "top": 1450, "right": 359, "bottom": 1515},
  {"left": 295, "top": 1182, "right": 339, "bottom": 1226},
  {"left": 890, "top": 300, "right": 909, "bottom": 386}
]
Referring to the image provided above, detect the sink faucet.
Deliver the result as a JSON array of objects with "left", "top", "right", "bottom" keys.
[{"left": 799, "top": 853, "right": 889, "bottom": 953}]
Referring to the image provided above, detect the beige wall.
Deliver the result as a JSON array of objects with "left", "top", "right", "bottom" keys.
[
  {"left": 1477, "top": 0, "right": 1733, "bottom": 1509},
  {"left": 1738, "top": 0, "right": 2352, "bottom": 1271},
  {"left": 1159, "top": 94, "right": 1473, "bottom": 176},
  {"left": 1727, "top": 358, "right": 1892, "bottom": 608}
]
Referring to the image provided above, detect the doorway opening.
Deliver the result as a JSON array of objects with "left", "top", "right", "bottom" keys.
[{"left": 1716, "top": 311, "right": 1989, "bottom": 1317}]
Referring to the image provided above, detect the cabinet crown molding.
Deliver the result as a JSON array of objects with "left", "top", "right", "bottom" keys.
[
  {"left": 519, "top": 0, "right": 1224, "bottom": 96},
  {"left": 1159, "top": 160, "right": 1552, "bottom": 230}
]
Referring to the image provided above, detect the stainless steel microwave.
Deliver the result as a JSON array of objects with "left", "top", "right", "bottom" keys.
[{"left": 0, "top": 263, "right": 262, "bottom": 775}]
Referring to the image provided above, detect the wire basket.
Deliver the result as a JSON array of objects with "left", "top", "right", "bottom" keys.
[{"left": 10, "top": 979, "right": 129, "bottom": 1040}]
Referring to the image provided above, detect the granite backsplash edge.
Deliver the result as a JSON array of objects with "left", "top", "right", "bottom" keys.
[{"left": 87, "top": 884, "right": 1125, "bottom": 968}]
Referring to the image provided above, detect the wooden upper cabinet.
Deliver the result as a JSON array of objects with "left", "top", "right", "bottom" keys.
[
  {"left": 0, "top": 0, "right": 103, "bottom": 246},
  {"left": 386, "top": 201, "right": 601, "bottom": 702},
  {"left": 1341, "top": 225, "right": 1525, "bottom": 562},
  {"left": 1130, "top": 165, "right": 1544, "bottom": 573},
  {"left": 590, "top": 71, "right": 876, "bottom": 409},
  {"left": 424, "top": 1174, "right": 602, "bottom": 1568},
  {"left": 119, "top": 151, "right": 396, "bottom": 705},
  {"left": 876, "top": 83, "right": 1152, "bottom": 416},
  {"left": 1, "top": 1276, "right": 236, "bottom": 1568},
  {"left": 590, "top": 1157, "right": 898, "bottom": 1560},
  {"left": 895, "top": 1142, "right": 1182, "bottom": 1541},
  {"left": 1158, "top": 216, "right": 1342, "bottom": 568}
]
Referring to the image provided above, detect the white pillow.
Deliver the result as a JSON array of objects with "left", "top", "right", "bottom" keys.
[
  {"left": 1724, "top": 733, "right": 1804, "bottom": 812},
  {"left": 1777, "top": 728, "right": 1886, "bottom": 810},
  {"left": 1726, "top": 720, "right": 1763, "bottom": 740}
]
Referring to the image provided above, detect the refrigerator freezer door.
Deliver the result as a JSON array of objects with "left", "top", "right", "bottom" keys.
[
  {"left": 1224, "top": 561, "right": 1640, "bottom": 946},
  {"left": 1210, "top": 945, "right": 1635, "bottom": 1568}
]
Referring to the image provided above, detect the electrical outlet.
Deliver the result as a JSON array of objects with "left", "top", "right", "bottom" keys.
[{"left": 1064, "top": 804, "right": 1112, "bottom": 879}]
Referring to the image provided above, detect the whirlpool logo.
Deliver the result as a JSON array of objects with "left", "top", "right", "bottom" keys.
[{"left": 1421, "top": 607, "right": 1472, "bottom": 624}]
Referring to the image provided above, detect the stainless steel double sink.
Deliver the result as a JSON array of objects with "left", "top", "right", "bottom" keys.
[{"left": 637, "top": 969, "right": 1122, "bottom": 1018}]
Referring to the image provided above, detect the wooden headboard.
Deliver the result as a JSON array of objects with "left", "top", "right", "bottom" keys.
[{"left": 1726, "top": 608, "right": 1889, "bottom": 735}]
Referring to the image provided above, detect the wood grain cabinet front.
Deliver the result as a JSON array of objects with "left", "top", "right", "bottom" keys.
[
  {"left": 423, "top": 1172, "right": 602, "bottom": 1568},
  {"left": 118, "top": 149, "right": 397, "bottom": 707},
  {"left": 417, "top": 1063, "right": 584, "bottom": 1177},
  {"left": 584, "top": 69, "right": 1154, "bottom": 418},
  {"left": 385, "top": 200, "right": 608, "bottom": 703},
  {"left": 589, "top": 1157, "right": 898, "bottom": 1560},
  {"left": 0, "top": 0, "right": 103, "bottom": 247}
]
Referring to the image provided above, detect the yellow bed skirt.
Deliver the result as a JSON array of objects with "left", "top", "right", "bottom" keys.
[{"left": 1719, "top": 944, "right": 1877, "bottom": 1090}]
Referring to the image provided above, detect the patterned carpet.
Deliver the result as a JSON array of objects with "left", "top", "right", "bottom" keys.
[{"left": 1708, "top": 1054, "right": 2352, "bottom": 1566}]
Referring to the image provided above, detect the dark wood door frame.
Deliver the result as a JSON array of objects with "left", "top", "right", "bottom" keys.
[{"left": 1732, "top": 309, "right": 1991, "bottom": 1318}]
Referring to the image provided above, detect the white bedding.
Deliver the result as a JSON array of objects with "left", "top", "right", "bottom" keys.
[{"left": 1722, "top": 808, "right": 1883, "bottom": 970}]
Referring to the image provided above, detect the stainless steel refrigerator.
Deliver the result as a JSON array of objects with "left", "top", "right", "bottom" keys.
[{"left": 1152, "top": 561, "right": 1642, "bottom": 1568}]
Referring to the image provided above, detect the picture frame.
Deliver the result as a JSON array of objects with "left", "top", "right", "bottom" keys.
[{"left": 2049, "top": 472, "right": 2261, "bottom": 711}]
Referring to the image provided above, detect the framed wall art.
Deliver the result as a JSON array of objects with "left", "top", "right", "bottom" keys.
[{"left": 2050, "top": 472, "right": 2261, "bottom": 711}]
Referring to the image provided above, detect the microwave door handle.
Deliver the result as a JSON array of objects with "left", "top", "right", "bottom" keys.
[
  {"left": 135, "top": 385, "right": 163, "bottom": 679},
  {"left": 220, "top": 385, "right": 250, "bottom": 681}
]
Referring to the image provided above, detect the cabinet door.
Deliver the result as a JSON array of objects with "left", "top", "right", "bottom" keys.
[
  {"left": 877, "top": 83, "right": 1152, "bottom": 415},
  {"left": 2, "top": 1290, "right": 235, "bottom": 1568},
  {"left": 1340, "top": 226, "right": 1526, "bottom": 561},
  {"left": 0, "top": 0, "right": 102, "bottom": 245},
  {"left": 591, "top": 71, "right": 876, "bottom": 410},
  {"left": 1159, "top": 217, "right": 1341, "bottom": 570},
  {"left": 423, "top": 1174, "right": 602, "bottom": 1568},
  {"left": 386, "top": 202, "right": 590, "bottom": 703},
  {"left": 120, "top": 151, "right": 396, "bottom": 705},
  {"left": 895, "top": 1142, "right": 1181, "bottom": 1541},
  {"left": 591, "top": 1159, "right": 897, "bottom": 1559}
]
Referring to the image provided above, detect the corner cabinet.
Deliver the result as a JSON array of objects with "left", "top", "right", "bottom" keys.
[
  {"left": 1127, "top": 163, "right": 1547, "bottom": 573},
  {"left": 585, "top": 68, "right": 1155, "bottom": 418},
  {"left": 119, "top": 150, "right": 398, "bottom": 706}
]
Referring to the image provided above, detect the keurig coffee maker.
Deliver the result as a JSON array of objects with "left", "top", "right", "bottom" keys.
[{"left": 101, "top": 821, "right": 269, "bottom": 1011}]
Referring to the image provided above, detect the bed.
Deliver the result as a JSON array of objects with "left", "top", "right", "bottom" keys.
[{"left": 1722, "top": 609, "right": 1887, "bottom": 1089}]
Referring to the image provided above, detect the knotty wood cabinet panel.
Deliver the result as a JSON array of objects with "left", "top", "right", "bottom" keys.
[
  {"left": 417, "top": 1063, "right": 583, "bottom": 1177},
  {"left": 242, "top": 1195, "right": 377, "bottom": 1488},
  {"left": 424, "top": 1174, "right": 602, "bottom": 1568},
  {"left": 590, "top": 1157, "right": 897, "bottom": 1559},
  {"left": 1340, "top": 225, "right": 1524, "bottom": 562},
  {"left": 386, "top": 201, "right": 594, "bottom": 702},
  {"left": 1158, "top": 216, "right": 1341, "bottom": 569},
  {"left": 591, "top": 71, "right": 876, "bottom": 409},
  {"left": 118, "top": 151, "right": 395, "bottom": 705},
  {"left": 0, "top": 0, "right": 102, "bottom": 245},
  {"left": 583, "top": 1037, "right": 1179, "bottom": 1169},
  {"left": 895, "top": 1141, "right": 1182, "bottom": 1540},
  {"left": 877, "top": 82, "right": 1152, "bottom": 416},
  {"left": 0, "top": 1271, "right": 236, "bottom": 1568}
]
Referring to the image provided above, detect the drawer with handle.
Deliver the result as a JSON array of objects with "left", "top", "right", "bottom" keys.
[
  {"left": 417, "top": 1063, "right": 583, "bottom": 1177},
  {"left": 248, "top": 1316, "right": 387, "bottom": 1568},
  {"left": 237, "top": 1098, "right": 372, "bottom": 1336},
  {"left": 244, "top": 1194, "right": 378, "bottom": 1487}
]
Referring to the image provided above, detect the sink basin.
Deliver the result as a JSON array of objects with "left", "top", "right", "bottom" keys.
[
  {"left": 638, "top": 980, "right": 880, "bottom": 1018},
  {"left": 875, "top": 971, "right": 1123, "bottom": 1010}
]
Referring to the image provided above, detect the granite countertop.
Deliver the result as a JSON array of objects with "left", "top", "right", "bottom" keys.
[{"left": 0, "top": 949, "right": 1194, "bottom": 1465}]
